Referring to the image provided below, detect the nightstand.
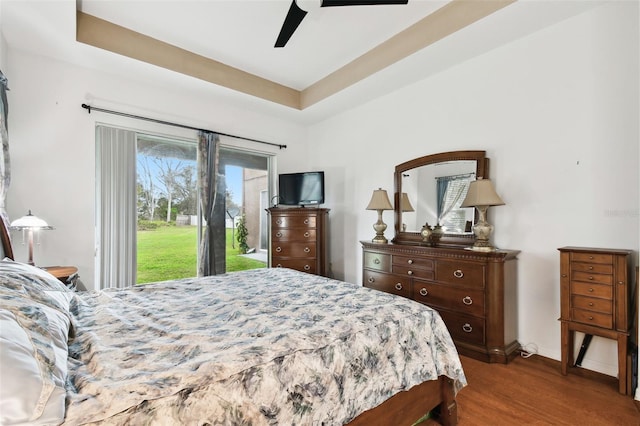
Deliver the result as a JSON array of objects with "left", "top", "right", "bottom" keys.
[{"left": 44, "top": 265, "right": 79, "bottom": 290}]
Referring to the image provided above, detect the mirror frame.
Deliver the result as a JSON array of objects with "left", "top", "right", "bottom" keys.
[{"left": 392, "top": 150, "right": 489, "bottom": 247}]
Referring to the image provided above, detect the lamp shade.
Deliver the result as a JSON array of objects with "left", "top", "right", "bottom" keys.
[
  {"left": 460, "top": 178, "right": 505, "bottom": 208},
  {"left": 400, "top": 193, "right": 415, "bottom": 212},
  {"left": 366, "top": 188, "right": 393, "bottom": 210},
  {"left": 9, "top": 210, "right": 53, "bottom": 230}
]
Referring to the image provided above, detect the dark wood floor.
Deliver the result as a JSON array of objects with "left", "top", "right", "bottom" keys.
[{"left": 453, "top": 354, "right": 639, "bottom": 425}]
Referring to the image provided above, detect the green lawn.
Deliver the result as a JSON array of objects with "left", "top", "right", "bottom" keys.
[{"left": 137, "top": 225, "right": 265, "bottom": 284}]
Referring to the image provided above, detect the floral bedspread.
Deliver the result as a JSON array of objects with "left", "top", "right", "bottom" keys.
[{"left": 64, "top": 268, "right": 466, "bottom": 425}]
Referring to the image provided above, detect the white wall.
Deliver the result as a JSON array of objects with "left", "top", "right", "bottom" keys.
[
  {"left": 5, "top": 50, "right": 307, "bottom": 290},
  {"left": 308, "top": 2, "right": 639, "bottom": 379}
]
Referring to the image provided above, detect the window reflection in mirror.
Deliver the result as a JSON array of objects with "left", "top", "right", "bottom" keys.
[{"left": 401, "top": 160, "right": 477, "bottom": 233}]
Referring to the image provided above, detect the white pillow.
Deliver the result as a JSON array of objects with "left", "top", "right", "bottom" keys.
[{"left": 0, "top": 309, "right": 66, "bottom": 425}]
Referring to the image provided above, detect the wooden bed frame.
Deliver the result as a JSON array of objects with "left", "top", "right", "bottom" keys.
[
  {"left": 348, "top": 376, "right": 458, "bottom": 425},
  {"left": 0, "top": 213, "right": 14, "bottom": 260}
]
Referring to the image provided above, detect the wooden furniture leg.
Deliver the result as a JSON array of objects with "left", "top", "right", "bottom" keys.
[
  {"left": 616, "top": 333, "right": 628, "bottom": 394},
  {"left": 560, "top": 321, "right": 572, "bottom": 376}
]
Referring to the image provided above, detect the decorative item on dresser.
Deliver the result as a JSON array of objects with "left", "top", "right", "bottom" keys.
[
  {"left": 558, "top": 246, "right": 635, "bottom": 395},
  {"left": 267, "top": 207, "right": 329, "bottom": 276},
  {"left": 459, "top": 177, "right": 505, "bottom": 252},
  {"left": 362, "top": 241, "right": 520, "bottom": 363},
  {"left": 362, "top": 150, "right": 520, "bottom": 363}
]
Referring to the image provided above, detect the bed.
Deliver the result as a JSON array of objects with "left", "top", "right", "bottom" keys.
[{"left": 0, "top": 226, "right": 466, "bottom": 425}]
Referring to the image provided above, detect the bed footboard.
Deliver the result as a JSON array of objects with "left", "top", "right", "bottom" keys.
[{"left": 347, "top": 376, "right": 458, "bottom": 426}]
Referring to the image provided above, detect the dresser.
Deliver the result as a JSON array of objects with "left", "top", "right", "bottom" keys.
[
  {"left": 558, "top": 246, "right": 634, "bottom": 394},
  {"left": 361, "top": 241, "right": 520, "bottom": 363},
  {"left": 268, "top": 207, "right": 329, "bottom": 276}
]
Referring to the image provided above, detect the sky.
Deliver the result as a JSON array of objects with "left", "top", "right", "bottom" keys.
[{"left": 226, "top": 165, "right": 242, "bottom": 206}]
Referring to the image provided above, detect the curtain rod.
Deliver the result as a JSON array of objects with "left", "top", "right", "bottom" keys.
[{"left": 81, "top": 103, "right": 287, "bottom": 150}]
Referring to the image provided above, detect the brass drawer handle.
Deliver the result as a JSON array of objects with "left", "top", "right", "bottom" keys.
[
  {"left": 275, "top": 247, "right": 282, "bottom": 253},
  {"left": 589, "top": 256, "right": 594, "bottom": 260},
  {"left": 462, "top": 323, "right": 473, "bottom": 333},
  {"left": 303, "top": 265, "right": 310, "bottom": 271},
  {"left": 395, "top": 283, "right": 403, "bottom": 291},
  {"left": 303, "top": 219, "right": 309, "bottom": 224},
  {"left": 462, "top": 296, "right": 473, "bottom": 305},
  {"left": 589, "top": 302, "right": 594, "bottom": 306},
  {"left": 276, "top": 264, "right": 282, "bottom": 268},
  {"left": 588, "top": 288, "right": 594, "bottom": 292},
  {"left": 407, "top": 270, "right": 413, "bottom": 276},
  {"left": 453, "top": 269, "right": 464, "bottom": 278},
  {"left": 588, "top": 276, "right": 594, "bottom": 280},
  {"left": 304, "top": 247, "right": 311, "bottom": 253},
  {"left": 276, "top": 219, "right": 283, "bottom": 225},
  {"left": 276, "top": 232, "right": 283, "bottom": 238},
  {"left": 588, "top": 316, "right": 593, "bottom": 320},
  {"left": 407, "top": 259, "right": 413, "bottom": 264},
  {"left": 303, "top": 232, "right": 310, "bottom": 238},
  {"left": 368, "top": 277, "right": 375, "bottom": 283},
  {"left": 588, "top": 266, "right": 593, "bottom": 270},
  {"left": 419, "top": 288, "right": 428, "bottom": 296},
  {"left": 561, "top": 274, "right": 567, "bottom": 278},
  {"left": 373, "top": 258, "right": 381, "bottom": 265}
]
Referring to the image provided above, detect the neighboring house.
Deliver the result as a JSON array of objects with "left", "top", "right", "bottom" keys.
[{"left": 242, "top": 168, "right": 268, "bottom": 253}]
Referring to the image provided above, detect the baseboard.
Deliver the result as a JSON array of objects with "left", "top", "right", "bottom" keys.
[{"left": 519, "top": 352, "right": 626, "bottom": 393}]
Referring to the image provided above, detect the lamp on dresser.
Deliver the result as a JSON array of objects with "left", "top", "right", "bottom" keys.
[
  {"left": 400, "top": 192, "right": 414, "bottom": 232},
  {"left": 9, "top": 210, "right": 53, "bottom": 265},
  {"left": 366, "top": 188, "right": 393, "bottom": 244},
  {"left": 460, "top": 178, "right": 504, "bottom": 251}
]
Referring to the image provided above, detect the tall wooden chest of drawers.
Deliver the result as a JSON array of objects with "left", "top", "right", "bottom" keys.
[
  {"left": 268, "top": 208, "right": 329, "bottom": 276},
  {"left": 361, "top": 241, "right": 520, "bottom": 363},
  {"left": 558, "top": 246, "right": 634, "bottom": 394}
]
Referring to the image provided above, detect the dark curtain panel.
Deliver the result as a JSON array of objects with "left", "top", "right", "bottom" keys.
[{"left": 197, "top": 131, "right": 222, "bottom": 276}]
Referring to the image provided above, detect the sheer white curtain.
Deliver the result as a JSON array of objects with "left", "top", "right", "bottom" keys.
[
  {"left": 96, "top": 125, "right": 137, "bottom": 289},
  {"left": 0, "top": 71, "right": 10, "bottom": 226}
]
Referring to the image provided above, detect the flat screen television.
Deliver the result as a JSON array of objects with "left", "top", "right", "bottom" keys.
[{"left": 278, "top": 171, "right": 325, "bottom": 206}]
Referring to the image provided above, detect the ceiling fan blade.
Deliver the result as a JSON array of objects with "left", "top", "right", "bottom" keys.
[
  {"left": 275, "top": 0, "right": 308, "bottom": 48},
  {"left": 321, "top": 0, "right": 408, "bottom": 6}
]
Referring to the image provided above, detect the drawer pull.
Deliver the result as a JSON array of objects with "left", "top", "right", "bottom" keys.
[
  {"left": 276, "top": 264, "right": 282, "bottom": 268},
  {"left": 589, "top": 302, "right": 594, "bottom": 306},
  {"left": 395, "top": 283, "right": 403, "bottom": 291},
  {"left": 588, "top": 316, "right": 593, "bottom": 320},
  {"left": 407, "top": 270, "right": 413, "bottom": 276},
  {"left": 304, "top": 247, "right": 311, "bottom": 253},
  {"left": 303, "top": 219, "right": 309, "bottom": 224},
  {"left": 588, "top": 276, "right": 594, "bottom": 280},
  {"left": 407, "top": 259, "right": 413, "bottom": 264},
  {"left": 276, "top": 219, "right": 283, "bottom": 225},
  {"left": 419, "top": 288, "right": 428, "bottom": 296},
  {"left": 462, "top": 323, "right": 473, "bottom": 333},
  {"left": 275, "top": 231, "right": 283, "bottom": 238},
  {"left": 589, "top": 256, "right": 594, "bottom": 260},
  {"left": 588, "top": 266, "right": 594, "bottom": 270},
  {"left": 561, "top": 274, "right": 567, "bottom": 278},
  {"left": 374, "top": 258, "right": 381, "bottom": 265},
  {"left": 275, "top": 247, "right": 282, "bottom": 253},
  {"left": 618, "top": 281, "right": 624, "bottom": 285},
  {"left": 368, "top": 277, "right": 375, "bottom": 283},
  {"left": 453, "top": 269, "right": 464, "bottom": 278},
  {"left": 304, "top": 265, "right": 311, "bottom": 271},
  {"left": 462, "top": 296, "right": 473, "bottom": 305},
  {"left": 588, "top": 288, "right": 594, "bottom": 292},
  {"left": 304, "top": 232, "right": 310, "bottom": 238}
]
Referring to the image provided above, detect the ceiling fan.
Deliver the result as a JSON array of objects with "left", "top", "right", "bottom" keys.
[{"left": 275, "top": 0, "right": 409, "bottom": 48}]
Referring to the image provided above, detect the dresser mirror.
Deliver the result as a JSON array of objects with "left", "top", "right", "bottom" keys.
[{"left": 392, "top": 150, "right": 488, "bottom": 246}]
